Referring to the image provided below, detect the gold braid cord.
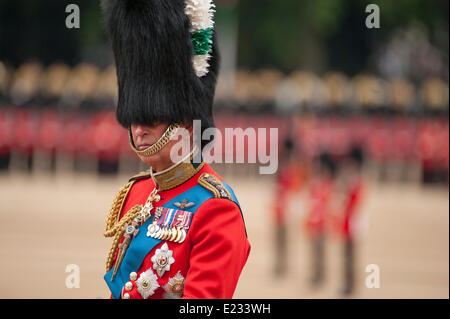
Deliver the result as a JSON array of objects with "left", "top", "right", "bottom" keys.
[
  {"left": 104, "top": 181, "right": 140, "bottom": 272},
  {"left": 129, "top": 124, "right": 180, "bottom": 157}
]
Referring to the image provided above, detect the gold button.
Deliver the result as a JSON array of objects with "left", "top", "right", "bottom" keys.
[
  {"left": 130, "top": 272, "right": 138, "bottom": 281},
  {"left": 125, "top": 281, "right": 133, "bottom": 291},
  {"left": 123, "top": 293, "right": 130, "bottom": 299}
]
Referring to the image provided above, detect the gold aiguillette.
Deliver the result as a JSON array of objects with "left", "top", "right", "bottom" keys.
[{"left": 111, "top": 188, "right": 159, "bottom": 282}]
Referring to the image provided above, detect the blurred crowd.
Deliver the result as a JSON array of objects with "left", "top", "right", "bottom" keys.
[{"left": 0, "top": 61, "right": 448, "bottom": 186}]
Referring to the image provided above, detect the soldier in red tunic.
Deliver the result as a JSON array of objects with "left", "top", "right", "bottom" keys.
[
  {"left": 101, "top": 0, "right": 250, "bottom": 299},
  {"left": 336, "top": 147, "right": 365, "bottom": 296},
  {"left": 0, "top": 108, "right": 12, "bottom": 170},
  {"left": 303, "top": 152, "right": 337, "bottom": 288},
  {"left": 273, "top": 137, "right": 294, "bottom": 276}
]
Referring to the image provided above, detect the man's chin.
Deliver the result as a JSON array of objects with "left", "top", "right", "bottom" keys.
[
  {"left": 138, "top": 153, "right": 163, "bottom": 166},
  {"left": 138, "top": 145, "right": 152, "bottom": 151}
]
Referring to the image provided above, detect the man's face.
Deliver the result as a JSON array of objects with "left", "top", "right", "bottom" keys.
[
  {"left": 130, "top": 123, "right": 168, "bottom": 151},
  {"left": 130, "top": 123, "right": 192, "bottom": 171}
]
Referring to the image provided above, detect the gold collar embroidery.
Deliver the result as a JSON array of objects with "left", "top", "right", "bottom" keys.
[{"left": 151, "top": 147, "right": 204, "bottom": 191}]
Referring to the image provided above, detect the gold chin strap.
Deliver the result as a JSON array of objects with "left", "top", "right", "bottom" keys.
[{"left": 129, "top": 124, "right": 180, "bottom": 157}]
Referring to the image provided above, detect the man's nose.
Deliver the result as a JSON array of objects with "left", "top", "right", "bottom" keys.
[{"left": 133, "top": 125, "right": 148, "bottom": 137}]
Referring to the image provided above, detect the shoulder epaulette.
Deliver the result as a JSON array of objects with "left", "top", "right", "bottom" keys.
[
  {"left": 198, "top": 173, "right": 232, "bottom": 200},
  {"left": 129, "top": 170, "right": 152, "bottom": 182}
]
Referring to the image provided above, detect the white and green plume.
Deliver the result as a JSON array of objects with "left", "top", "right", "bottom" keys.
[{"left": 185, "top": 0, "right": 216, "bottom": 77}]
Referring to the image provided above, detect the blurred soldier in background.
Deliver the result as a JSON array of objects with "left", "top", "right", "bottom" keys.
[
  {"left": 273, "top": 136, "right": 295, "bottom": 276},
  {"left": 335, "top": 147, "right": 365, "bottom": 296},
  {"left": 0, "top": 61, "right": 12, "bottom": 170},
  {"left": 13, "top": 108, "right": 38, "bottom": 172},
  {"left": 91, "top": 111, "right": 123, "bottom": 175},
  {"left": 36, "top": 109, "right": 61, "bottom": 173},
  {"left": 9, "top": 61, "right": 42, "bottom": 107},
  {"left": 0, "top": 108, "right": 12, "bottom": 170},
  {"left": 303, "top": 152, "right": 337, "bottom": 288},
  {"left": 419, "top": 78, "right": 449, "bottom": 185},
  {"left": 60, "top": 63, "right": 100, "bottom": 111},
  {"left": 38, "top": 63, "right": 71, "bottom": 106},
  {"left": 0, "top": 61, "right": 11, "bottom": 103}
]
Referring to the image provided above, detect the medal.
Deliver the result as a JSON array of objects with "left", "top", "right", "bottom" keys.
[
  {"left": 161, "top": 228, "right": 170, "bottom": 241},
  {"left": 154, "top": 227, "right": 163, "bottom": 239},
  {"left": 146, "top": 206, "right": 193, "bottom": 243},
  {"left": 163, "top": 228, "right": 171, "bottom": 241},
  {"left": 173, "top": 228, "right": 186, "bottom": 243},
  {"left": 163, "top": 271, "right": 185, "bottom": 298},
  {"left": 179, "top": 228, "right": 186, "bottom": 243},
  {"left": 147, "top": 207, "right": 163, "bottom": 237},
  {"left": 151, "top": 243, "right": 175, "bottom": 278},
  {"left": 174, "top": 227, "right": 183, "bottom": 243},
  {"left": 147, "top": 224, "right": 159, "bottom": 237},
  {"left": 136, "top": 269, "right": 160, "bottom": 299},
  {"left": 169, "top": 227, "right": 178, "bottom": 241}
]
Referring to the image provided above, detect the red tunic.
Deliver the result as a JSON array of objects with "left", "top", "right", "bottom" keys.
[
  {"left": 107, "top": 163, "right": 250, "bottom": 299},
  {"left": 340, "top": 177, "right": 364, "bottom": 239},
  {"left": 304, "top": 176, "right": 334, "bottom": 237}
]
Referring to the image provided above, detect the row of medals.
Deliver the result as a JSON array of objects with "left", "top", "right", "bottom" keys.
[{"left": 147, "top": 215, "right": 187, "bottom": 243}]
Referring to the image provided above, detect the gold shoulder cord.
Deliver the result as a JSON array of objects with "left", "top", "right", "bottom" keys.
[
  {"left": 198, "top": 173, "right": 232, "bottom": 200},
  {"left": 104, "top": 181, "right": 143, "bottom": 272},
  {"left": 104, "top": 181, "right": 134, "bottom": 234}
]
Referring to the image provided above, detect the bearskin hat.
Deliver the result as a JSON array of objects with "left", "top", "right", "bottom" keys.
[{"left": 101, "top": 0, "right": 220, "bottom": 135}]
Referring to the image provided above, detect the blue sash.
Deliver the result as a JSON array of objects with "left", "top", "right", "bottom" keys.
[{"left": 104, "top": 182, "right": 240, "bottom": 299}]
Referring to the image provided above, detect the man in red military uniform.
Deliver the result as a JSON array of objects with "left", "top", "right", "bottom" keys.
[
  {"left": 303, "top": 152, "right": 336, "bottom": 288},
  {"left": 272, "top": 135, "right": 305, "bottom": 277},
  {"left": 336, "top": 147, "right": 365, "bottom": 296},
  {"left": 101, "top": 0, "right": 250, "bottom": 299},
  {"left": 0, "top": 108, "right": 12, "bottom": 170}
]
